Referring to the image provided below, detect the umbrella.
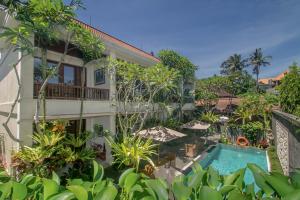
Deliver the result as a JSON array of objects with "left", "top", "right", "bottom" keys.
[
  {"left": 181, "top": 121, "right": 211, "bottom": 144},
  {"left": 136, "top": 126, "right": 186, "bottom": 143},
  {"left": 135, "top": 126, "right": 186, "bottom": 162},
  {"left": 181, "top": 120, "right": 211, "bottom": 130}
]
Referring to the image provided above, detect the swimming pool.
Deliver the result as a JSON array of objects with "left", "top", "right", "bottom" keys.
[{"left": 193, "top": 144, "right": 269, "bottom": 189}]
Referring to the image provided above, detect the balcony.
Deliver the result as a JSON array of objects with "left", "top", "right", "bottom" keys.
[{"left": 33, "top": 83, "right": 109, "bottom": 101}]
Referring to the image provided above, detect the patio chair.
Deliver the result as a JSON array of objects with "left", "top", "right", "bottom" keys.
[{"left": 185, "top": 143, "right": 196, "bottom": 158}]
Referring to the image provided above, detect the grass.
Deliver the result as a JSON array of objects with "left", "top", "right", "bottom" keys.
[{"left": 267, "top": 146, "right": 284, "bottom": 174}]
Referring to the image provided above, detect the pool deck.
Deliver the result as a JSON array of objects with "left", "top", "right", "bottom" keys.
[{"left": 153, "top": 132, "right": 220, "bottom": 183}]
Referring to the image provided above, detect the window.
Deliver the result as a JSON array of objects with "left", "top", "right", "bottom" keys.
[
  {"left": 95, "top": 68, "right": 105, "bottom": 85},
  {"left": 34, "top": 58, "right": 84, "bottom": 86},
  {"left": 64, "top": 65, "right": 75, "bottom": 85},
  {"left": 34, "top": 58, "right": 59, "bottom": 84}
]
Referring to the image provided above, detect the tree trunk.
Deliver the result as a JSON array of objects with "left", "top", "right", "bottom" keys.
[
  {"left": 41, "top": 48, "right": 47, "bottom": 124},
  {"left": 256, "top": 66, "right": 260, "bottom": 92},
  {"left": 78, "top": 67, "right": 86, "bottom": 135}
]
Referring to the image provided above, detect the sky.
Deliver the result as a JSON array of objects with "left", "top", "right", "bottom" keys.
[{"left": 76, "top": 0, "right": 300, "bottom": 79}]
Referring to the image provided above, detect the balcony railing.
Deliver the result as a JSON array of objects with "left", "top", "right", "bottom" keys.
[{"left": 33, "top": 83, "right": 109, "bottom": 101}]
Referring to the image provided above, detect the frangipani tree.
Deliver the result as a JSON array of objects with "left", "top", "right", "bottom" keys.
[
  {"left": 0, "top": 0, "right": 104, "bottom": 142},
  {"left": 109, "top": 59, "right": 179, "bottom": 136}
]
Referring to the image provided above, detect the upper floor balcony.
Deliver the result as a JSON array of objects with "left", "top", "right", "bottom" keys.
[{"left": 33, "top": 83, "right": 109, "bottom": 101}]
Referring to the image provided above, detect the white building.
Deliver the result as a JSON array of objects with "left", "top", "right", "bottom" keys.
[{"left": 0, "top": 8, "right": 194, "bottom": 167}]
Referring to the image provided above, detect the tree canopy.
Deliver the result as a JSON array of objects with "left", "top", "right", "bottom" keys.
[
  {"left": 277, "top": 64, "right": 300, "bottom": 117},
  {"left": 158, "top": 49, "right": 197, "bottom": 80}
]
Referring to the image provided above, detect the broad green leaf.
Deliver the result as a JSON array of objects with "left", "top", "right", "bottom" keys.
[
  {"left": 124, "top": 173, "right": 139, "bottom": 192},
  {"left": 264, "top": 174, "right": 295, "bottom": 197},
  {"left": 43, "top": 179, "right": 59, "bottom": 200},
  {"left": 234, "top": 168, "right": 246, "bottom": 189},
  {"left": 227, "top": 189, "right": 247, "bottom": 200},
  {"left": 144, "top": 179, "right": 169, "bottom": 200},
  {"left": 47, "top": 191, "right": 75, "bottom": 200},
  {"left": 223, "top": 170, "right": 241, "bottom": 185},
  {"left": 118, "top": 168, "right": 135, "bottom": 187},
  {"left": 68, "top": 179, "right": 84, "bottom": 186},
  {"left": 248, "top": 163, "right": 274, "bottom": 196},
  {"left": 291, "top": 170, "right": 300, "bottom": 189},
  {"left": 219, "top": 185, "right": 237, "bottom": 195},
  {"left": 52, "top": 172, "right": 60, "bottom": 186},
  {"left": 245, "top": 183, "right": 255, "bottom": 197},
  {"left": 171, "top": 181, "right": 192, "bottom": 200},
  {"left": 94, "top": 185, "right": 117, "bottom": 200},
  {"left": 187, "top": 170, "right": 205, "bottom": 189},
  {"left": 12, "top": 182, "right": 27, "bottom": 200},
  {"left": 207, "top": 166, "right": 220, "bottom": 189},
  {"left": 282, "top": 189, "right": 300, "bottom": 200},
  {"left": 93, "top": 160, "right": 104, "bottom": 182},
  {"left": 270, "top": 172, "right": 290, "bottom": 185},
  {"left": 67, "top": 185, "right": 88, "bottom": 200},
  {"left": 198, "top": 186, "right": 222, "bottom": 200},
  {"left": 0, "top": 181, "right": 12, "bottom": 200},
  {"left": 20, "top": 174, "right": 35, "bottom": 186}
]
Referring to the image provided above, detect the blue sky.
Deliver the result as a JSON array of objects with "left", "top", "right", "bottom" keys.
[{"left": 76, "top": 0, "right": 300, "bottom": 79}]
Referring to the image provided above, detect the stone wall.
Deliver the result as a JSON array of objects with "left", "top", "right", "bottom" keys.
[{"left": 272, "top": 110, "right": 300, "bottom": 175}]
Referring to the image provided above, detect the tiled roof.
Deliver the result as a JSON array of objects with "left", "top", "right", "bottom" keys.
[
  {"left": 75, "top": 19, "right": 160, "bottom": 63},
  {"left": 259, "top": 70, "right": 289, "bottom": 84}
]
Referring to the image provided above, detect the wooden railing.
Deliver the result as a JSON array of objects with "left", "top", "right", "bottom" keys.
[{"left": 34, "top": 83, "right": 109, "bottom": 101}]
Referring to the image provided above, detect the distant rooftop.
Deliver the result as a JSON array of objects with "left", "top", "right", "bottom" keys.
[{"left": 259, "top": 70, "right": 289, "bottom": 85}]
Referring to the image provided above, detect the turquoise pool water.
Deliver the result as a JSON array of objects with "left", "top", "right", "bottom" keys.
[{"left": 197, "top": 144, "right": 268, "bottom": 189}]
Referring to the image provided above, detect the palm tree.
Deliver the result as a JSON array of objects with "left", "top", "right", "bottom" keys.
[
  {"left": 249, "top": 48, "right": 272, "bottom": 91},
  {"left": 220, "top": 54, "right": 248, "bottom": 75}
]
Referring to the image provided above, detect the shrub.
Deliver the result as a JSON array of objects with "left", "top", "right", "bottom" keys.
[
  {"left": 278, "top": 64, "right": 300, "bottom": 117},
  {"left": 1, "top": 160, "right": 299, "bottom": 199},
  {"left": 241, "top": 121, "right": 264, "bottom": 145}
]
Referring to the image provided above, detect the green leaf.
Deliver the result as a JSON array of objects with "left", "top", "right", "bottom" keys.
[
  {"left": 227, "top": 189, "right": 247, "bottom": 200},
  {"left": 124, "top": 173, "right": 139, "bottom": 192},
  {"left": 47, "top": 191, "right": 75, "bottom": 200},
  {"left": 187, "top": 170, "right": 205, "bottom": 189},
  {"left": 93, "top": 160, "right": 104, "bottom": 182},
  {"left": 171, "top": 181, "right": 192, "bottom": 200},
  {"left": 0, "top": 181, "right": 12, "bottom": 200},
  {"left": 94, "top": 186, "right": 117, "bottom": 200},
  {"left": 248, "top": 163, "right": 274, "bottom": 196},
  {"left": 219, "top": 185, "right": 237, "bottom": 195},
  {"left": 67, "top": 185, "right": 89, "bottom": 200},
  {"left": 20, "top": 174, "right": 35, "bottom": 186},
  {"left": 245, "top": 183, "right": 255, "bottom": 197},
  {"left": 207, "top": 166, "right": 220, "bottom": 189},
  {"left": 118, "top": 168, "right": 135, "bottom": 187},
  {"left": 282, "top": 189, "right": 300, "bottom": 200},
  {"left": 264, "top": 174, "right": 295, "bottom": 197},
  {"left": 144, "top": 179, "right": 169, "bottom": 200},
  {"left": 12, "top": 182, "right": 27, "bottom": 200},
  {"left": 223, "top": 170, "right": 241, "bottom": 185},
  {"left": 291, "top": 170, "right": 300, "bottom": 189},
  {"left": 52, "top": 172, "right": 60, "bottom": 186},
  {"left": 43, "top": 179, "right": 59, "bottom": 200},
  {"left": 198, "top": 186, "right": 222, "bottom": 200}
]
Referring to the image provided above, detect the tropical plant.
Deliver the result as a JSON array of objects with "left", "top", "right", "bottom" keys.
[
  {"left": 249, "top": 48, "right": 272, "bottom": 91},
  {"left": 162, "top": 118, "right": 183, "bottom": 130},
  {"left": 241, "top": 121, "right": 264, "bottom": 145},
  {"left": 277, "top": 64, "right": 300, "bottom": 117},
  {"left": 1, "top": 160, "right": 300, "bottom": 199},
  {"left": 220, "top": 54, "right": 248, "bottom": 75},
  {"left": 106, "top": 135, "right": 157, "bottom": 172},
  {"left": 201, "top": 111, "right": 219, "bottom": 124},
  {"left": 12, "top": 121, "right": 96, "bottom": 178}
]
